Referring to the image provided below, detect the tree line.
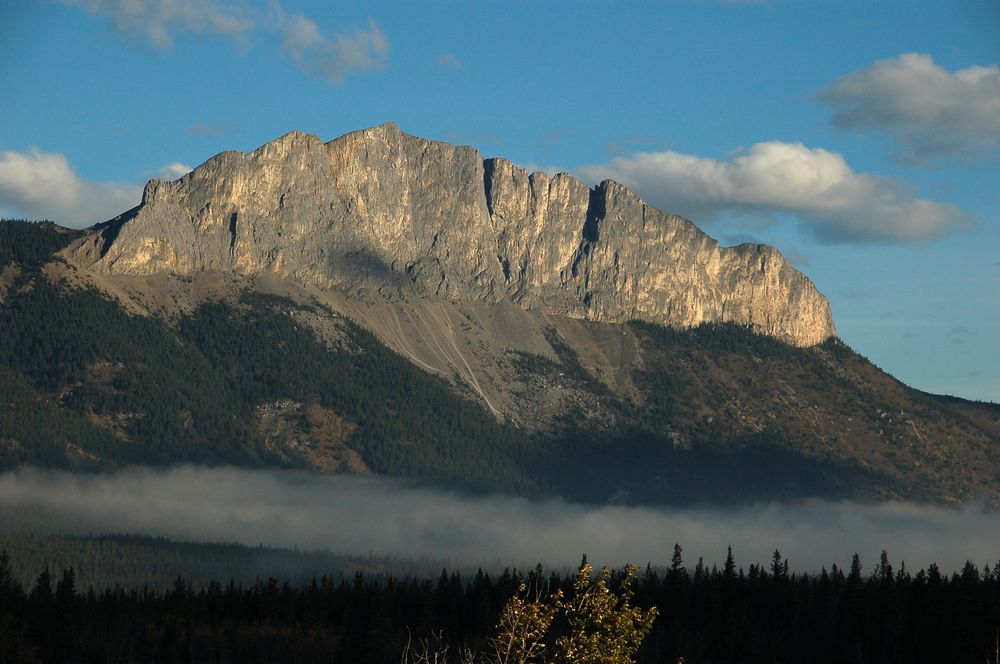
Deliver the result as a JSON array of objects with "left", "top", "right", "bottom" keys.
[{"left": 2, "top": 546, "right": 999, "bottom": 663}]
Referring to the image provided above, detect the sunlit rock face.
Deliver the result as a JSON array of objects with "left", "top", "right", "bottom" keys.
[{"left": 76, "top": 123, "right": 835, "bottom": 346}]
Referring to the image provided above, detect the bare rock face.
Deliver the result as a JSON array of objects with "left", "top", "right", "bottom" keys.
[{"left": 73, "top": 123, "right": 836, "bottom": 346}]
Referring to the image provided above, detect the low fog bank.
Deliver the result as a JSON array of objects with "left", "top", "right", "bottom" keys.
[{"left": 1, "top": 466, "right": 997, "bottom": 574}]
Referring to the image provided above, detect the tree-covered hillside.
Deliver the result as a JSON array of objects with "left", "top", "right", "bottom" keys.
[
  {"left": 1, "top": 219, "right": 998, "bottom": 505},
  {"left": 0, "top": 220, "right": 541, "bottom": 495}
]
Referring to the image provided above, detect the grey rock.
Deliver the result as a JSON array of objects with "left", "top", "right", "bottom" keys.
[{"left": 73, "top": 123, "right": 836, "bottom": 346}]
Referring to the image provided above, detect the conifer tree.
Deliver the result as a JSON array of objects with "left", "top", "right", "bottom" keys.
[
  {"left": 723, "top": 547, "right": 736, "bottom": 582},
  {"left": 848, "top": 553, "right": 863, "bottom": 584},
  {"left": 770, "top": 551, "right": 786, "bottom": 581},
  {"left": 55, "top": 568, "right": 76, "bottom": 604}
]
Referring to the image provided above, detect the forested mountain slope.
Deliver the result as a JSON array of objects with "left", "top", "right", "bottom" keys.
[{"left": 1, "top": 220, "right": 998, "bottom": 505}]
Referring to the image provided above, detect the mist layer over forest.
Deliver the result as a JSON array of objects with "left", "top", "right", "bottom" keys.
[{"left": 2, "top": 465, "right": 997, "bottom": 573}]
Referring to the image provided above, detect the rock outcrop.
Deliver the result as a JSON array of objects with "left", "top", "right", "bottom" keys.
[{"left": 72, "top": 123, "right": 835, "bottom": 346}]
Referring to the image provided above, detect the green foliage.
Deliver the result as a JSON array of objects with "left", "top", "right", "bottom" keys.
[
  {"left": 404, "top": 562, "right": 657, "bottom": 664},
  {"left": 0, "top": 223, "right": 542, "bottom": 491},
  {"left": 0, "top": 280, "right": 260, "bottom": 465},
  {"left": 0, "top": 272, "right": 900, "bottom": 503},
  {"left": 488, "top": 580, "right": 562, "bottom": 663},
  {"left": 553, "top": 564, "right": 657, "bottom": 664},
  {"left": 0, "top": 219, "right": 80, "bottom": 269},
  {"left": 0, "top": 367, "right": 119, "bottom": 466}
]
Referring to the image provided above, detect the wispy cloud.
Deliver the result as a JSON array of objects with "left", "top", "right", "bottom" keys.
[
  {"left": 577, "top": 141, "right": 973, "bottom": 244},
  {"left": 272, "top": 8, "right": 389, "bottom": 84},
  {"left": 62, "top": 0, "right": 254, "bottom": 49},
  {"left": 1, "top": 466, "right": 998, "bottom": 574},
  {"left": 62, "top": 0, "right": 389, "bottom": 85},
  {"left": 815, "top": 53, "right": 1000, "bottom": 164},
  {"left": 0, "top": 148, "right": 141, "bottom": 227}
]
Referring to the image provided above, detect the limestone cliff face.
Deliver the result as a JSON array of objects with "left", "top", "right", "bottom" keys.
[{"left": 74, "top": 123, "right": 836, "bottom": 346}]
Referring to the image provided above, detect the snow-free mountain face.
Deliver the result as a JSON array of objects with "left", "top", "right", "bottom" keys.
[
  {"left": 72, "top": 123, "right": 835, "bottom": 347},
  {"left": 10, "top": 128, "right": 994, "bottom": 507}
]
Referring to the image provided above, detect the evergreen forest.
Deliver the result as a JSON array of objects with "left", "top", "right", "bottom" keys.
[{"left": 1, "top": 545, "right": 999, "bottom": 663}]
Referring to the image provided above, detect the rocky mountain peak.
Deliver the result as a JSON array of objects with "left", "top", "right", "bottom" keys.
[{"left": 70, "top": 124, "right": 836, "bottom": 346}]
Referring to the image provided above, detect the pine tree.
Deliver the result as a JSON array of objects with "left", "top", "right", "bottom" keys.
[
  {"left": 874, "top": 550, "right": 893, "bottom": 584},
  {"left": 723, "top": 547, "right": 736, "bottom": 582},
  {"left": 848, "top": 554, "right": 863, "bottom": 584},
  {"left": 55, "top": 568, "right": 76, "bottom": 604},
  {"left": 667, "top": 543, "right": 687, "bottom": 585},
  {"left": 29, "top": 570, "right": 53, "bottom": 603},
  {"left": 669, "top": 544, "right": 684, "bottom": 578},
  {"left": 770, "top": 551, "right": 786, "bottom": 581}
]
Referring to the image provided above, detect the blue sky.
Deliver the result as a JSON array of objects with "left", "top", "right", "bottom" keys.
[{"left": 1, "top": 0, "right": 998, "bottom": 401}]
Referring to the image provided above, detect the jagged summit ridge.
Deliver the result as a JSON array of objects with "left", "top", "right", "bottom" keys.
[{"left": 73, "top": 123, "right": 836, "bottom": 346}]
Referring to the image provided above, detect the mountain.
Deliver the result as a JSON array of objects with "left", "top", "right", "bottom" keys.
[
  {"left": 1, "top": 126, "right": 998, "bottom": 506},
  {"left": 72, "top": 123, "right": 833, "bottom": 347}
]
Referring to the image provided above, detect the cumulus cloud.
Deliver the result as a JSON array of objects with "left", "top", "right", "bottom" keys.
[
  {"left": 273, "top": 8, "right": 389, "bottom": 84},
  {"left": 577, "top": 141, "right": 973, "bottom": 243},
  {"left": 0, "top": 148, "right": 141, "bottom": 226},
  {"left": 1, "top": 466, "right": 999, "bottom": 574},
  {"left": 815, "top": 53, "right": 1000, "bottom": 163},
  {"left": 63, "top": 0, "right": 254, "bottom": 49}
]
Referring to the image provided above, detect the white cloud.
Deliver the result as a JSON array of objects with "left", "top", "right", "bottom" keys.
[
  {"left": 156, "top": 161, "right": 192, "bottom": 180},
  {"left": 0, "top": 148, "right": 141, "bottom": 227},
  {"left": 273, "top": 9, "right": 389, "bottom": 84},
  {"left": 63, "top": 0, "right": 389, "bottom": 85},
  {"left": 577, "top": 141, "right": 973, "bottom": 244},
  {"left": 815, "top": 53, "right": 1000, "bottom": 163},
  {"left": 63, "top": 0, "right": 254, "bottom": 49}
]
